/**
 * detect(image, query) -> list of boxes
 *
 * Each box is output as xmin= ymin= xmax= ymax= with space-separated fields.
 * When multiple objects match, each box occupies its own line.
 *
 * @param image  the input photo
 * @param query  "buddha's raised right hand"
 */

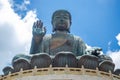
xmin=32 ymin=20 xmax=46 ymax=43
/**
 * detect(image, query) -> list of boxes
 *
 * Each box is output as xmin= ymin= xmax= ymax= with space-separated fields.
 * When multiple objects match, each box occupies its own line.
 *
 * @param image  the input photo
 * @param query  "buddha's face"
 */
xmin=52 ymin=11 xmax=71 ymax=32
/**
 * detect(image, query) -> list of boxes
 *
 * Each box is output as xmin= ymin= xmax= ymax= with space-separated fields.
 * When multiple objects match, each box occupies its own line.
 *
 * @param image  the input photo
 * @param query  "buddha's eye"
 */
xmin=55 ymin=16 xmax=60 ymax=19
xmin=63 ymin=16 xmax=69 ymax=19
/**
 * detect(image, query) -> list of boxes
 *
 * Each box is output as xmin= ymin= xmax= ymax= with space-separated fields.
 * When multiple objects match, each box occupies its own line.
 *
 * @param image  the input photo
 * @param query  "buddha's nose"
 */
xmin=60 ymin=19 xmax=64 ymax=22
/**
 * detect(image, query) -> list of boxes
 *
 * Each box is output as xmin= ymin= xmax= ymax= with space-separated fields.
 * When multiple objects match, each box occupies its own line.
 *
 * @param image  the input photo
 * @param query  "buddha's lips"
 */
xmin=57 ymin=23 xmax=67 ymax=27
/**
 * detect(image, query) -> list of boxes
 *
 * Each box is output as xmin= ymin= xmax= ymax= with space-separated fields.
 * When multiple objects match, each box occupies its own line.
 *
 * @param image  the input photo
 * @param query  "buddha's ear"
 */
xmin=51 ymin=20 xmax=54 ymax=32
xmin=70 ymin=21 xmax=72 ymax=26
xmin=51 ymin=20 xmax=53 ymax=25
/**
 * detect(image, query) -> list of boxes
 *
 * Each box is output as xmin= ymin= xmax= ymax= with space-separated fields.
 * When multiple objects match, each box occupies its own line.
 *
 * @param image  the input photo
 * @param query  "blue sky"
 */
xmin=0 ymin=0 xmax=120 ymax=74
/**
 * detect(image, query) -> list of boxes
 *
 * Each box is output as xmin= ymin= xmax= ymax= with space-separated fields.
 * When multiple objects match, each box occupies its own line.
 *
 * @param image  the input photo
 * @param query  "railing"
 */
xmin=0 ymin=65 xmax=120 ymax=80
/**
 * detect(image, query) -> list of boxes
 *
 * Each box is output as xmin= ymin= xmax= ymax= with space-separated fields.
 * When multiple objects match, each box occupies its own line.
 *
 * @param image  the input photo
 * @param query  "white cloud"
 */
xmin=107 ymin=50 xmax=120 ymax=69
xmin=86 ymin=44 xmax=92 ymax=49
xmin=0 ymin=0 xmax=37 ymax=47
xmin=116 ymin=33 xmax=120 ymax=46
xmin=24 ymin=0 xmax=30 ymax=5
xmin=0 ymin=0 xmax=37 ymax=74
xmin=106 ymin=33 xmax=120 ymax=70
xmin=10 ymin=0 xmax=30 ymax=11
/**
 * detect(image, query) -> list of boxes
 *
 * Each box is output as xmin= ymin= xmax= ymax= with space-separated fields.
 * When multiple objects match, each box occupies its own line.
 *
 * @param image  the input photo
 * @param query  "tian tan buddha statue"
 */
xmin=2 ymin=9 xmax=120 ymax=76
xmin=30 ymin=9 xmax=86 ymax=56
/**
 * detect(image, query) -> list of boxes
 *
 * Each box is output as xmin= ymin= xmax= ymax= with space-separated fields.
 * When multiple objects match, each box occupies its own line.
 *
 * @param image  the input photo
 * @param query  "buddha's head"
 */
xmin=51 ymin=10 xmax=72 ymax=33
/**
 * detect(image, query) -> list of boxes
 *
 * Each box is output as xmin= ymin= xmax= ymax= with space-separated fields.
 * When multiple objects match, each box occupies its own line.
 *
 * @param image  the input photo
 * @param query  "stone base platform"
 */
xmin=0 ymin=66 xmax=120 ymax=80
